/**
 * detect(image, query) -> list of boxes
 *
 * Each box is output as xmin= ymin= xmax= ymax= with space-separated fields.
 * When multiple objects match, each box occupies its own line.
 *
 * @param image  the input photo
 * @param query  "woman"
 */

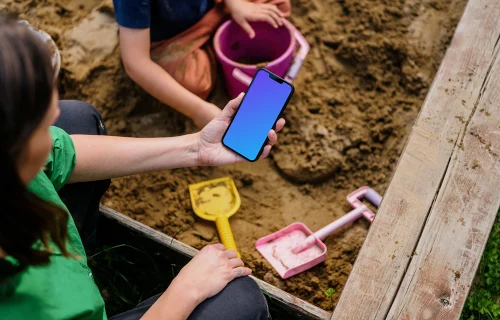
xmin=0 ymin=19 xmax=285 ymax=320
xmin=113 ymin=0 xmax=290 ymax=128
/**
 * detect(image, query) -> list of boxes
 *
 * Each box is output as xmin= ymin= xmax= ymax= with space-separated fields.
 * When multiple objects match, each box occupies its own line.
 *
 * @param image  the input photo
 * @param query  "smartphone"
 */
xmin=222 ymin=69 xmax=294 ymax=162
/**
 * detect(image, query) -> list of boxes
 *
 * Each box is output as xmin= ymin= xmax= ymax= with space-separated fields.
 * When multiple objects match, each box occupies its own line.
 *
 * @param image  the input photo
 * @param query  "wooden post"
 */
xmin=332 ymin=0 xmax=500 ymax=319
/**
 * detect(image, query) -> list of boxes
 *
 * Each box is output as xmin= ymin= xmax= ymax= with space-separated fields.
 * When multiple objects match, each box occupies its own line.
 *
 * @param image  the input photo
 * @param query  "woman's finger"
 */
xmin=275 ymin=118 xmax=286 ymax=133
xmin=233 ymin=267 xmax=252 ymax=279
xmin=267 ymin=130 xmax=278 ymax=146
xmin=224 ymin=250 xmax=238 ymax=259
xmin=220 ymin=92 xmax=244 ymax=121
xmin=229 ymin=258 xmax=245 ymax=269
xmin=212 ymin=243 xmax=226 ymax=251
xmin=259 ymin=144 xmax=272 ymax=159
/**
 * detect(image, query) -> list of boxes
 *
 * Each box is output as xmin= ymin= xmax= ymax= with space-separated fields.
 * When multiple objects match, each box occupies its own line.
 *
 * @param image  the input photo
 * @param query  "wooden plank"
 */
xmin=100 ymin=205 xmax=332 ymax=320
xmin=332 ymin=0 xmax=500 ymax=319
xmin=100 ymin=205 xmax=199 ymax=258
xmin=386 ymin=38 xmax=500 ymax=319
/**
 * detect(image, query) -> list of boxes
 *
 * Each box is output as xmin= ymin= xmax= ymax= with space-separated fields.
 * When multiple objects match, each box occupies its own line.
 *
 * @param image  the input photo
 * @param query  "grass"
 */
xmin=461 ymin=210 xmax=500 ymax=320
xmin=324 ymin=288 xmax=335 ymax=298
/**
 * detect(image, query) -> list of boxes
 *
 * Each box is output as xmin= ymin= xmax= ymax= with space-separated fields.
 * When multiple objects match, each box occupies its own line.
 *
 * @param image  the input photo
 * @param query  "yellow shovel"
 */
xmin=188 ymin=177 xmax=241 ymax=257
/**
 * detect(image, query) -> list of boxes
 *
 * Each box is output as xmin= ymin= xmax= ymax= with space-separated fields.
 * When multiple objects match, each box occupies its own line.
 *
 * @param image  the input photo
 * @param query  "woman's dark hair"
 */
xmin=0 ymin=18 xmax=71 ymax=281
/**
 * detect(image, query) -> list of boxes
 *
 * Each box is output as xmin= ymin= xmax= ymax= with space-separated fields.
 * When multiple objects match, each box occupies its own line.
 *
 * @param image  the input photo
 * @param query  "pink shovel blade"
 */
xmin=255 ymin=222 xmax=327 ymax=279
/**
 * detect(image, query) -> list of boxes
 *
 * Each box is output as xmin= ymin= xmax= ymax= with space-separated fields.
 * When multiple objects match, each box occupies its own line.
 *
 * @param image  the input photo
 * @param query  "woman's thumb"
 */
xmin=220 ymin=93 xmax=244 ymax=120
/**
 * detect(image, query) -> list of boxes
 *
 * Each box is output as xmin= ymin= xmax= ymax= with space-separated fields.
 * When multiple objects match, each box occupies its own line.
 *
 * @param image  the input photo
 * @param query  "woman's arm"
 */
xmin=141 ymin=244 xmax=251 ymax=320
xmin=118 ymin=26 xmax=220 ymax=128
xmin=140 ymin=279 xmax=200 ymax=320
xmin=68 ymin=134 xmax=199 ymax=183
xmin=67 ymin=94 xmax=285 ymax=184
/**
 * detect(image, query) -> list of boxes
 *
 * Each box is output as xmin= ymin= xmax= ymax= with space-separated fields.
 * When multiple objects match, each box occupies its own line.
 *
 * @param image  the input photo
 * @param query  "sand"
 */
xmin=1 ymin=0 xmax=467 ymax=310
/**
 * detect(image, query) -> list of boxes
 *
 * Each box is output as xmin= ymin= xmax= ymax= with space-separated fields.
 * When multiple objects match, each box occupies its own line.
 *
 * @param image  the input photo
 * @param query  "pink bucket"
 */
xmin=214 ymin=19 xmax=309 ymax=98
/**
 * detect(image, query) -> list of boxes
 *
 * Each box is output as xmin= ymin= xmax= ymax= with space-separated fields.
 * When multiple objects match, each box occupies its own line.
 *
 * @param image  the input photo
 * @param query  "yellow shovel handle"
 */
xmin=215 ymin=217 xmax=240 ymax=258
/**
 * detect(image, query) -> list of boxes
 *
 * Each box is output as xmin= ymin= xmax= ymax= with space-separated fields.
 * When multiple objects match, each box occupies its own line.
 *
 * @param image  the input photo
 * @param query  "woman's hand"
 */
xmin=142 ymin=244 xmax=250 ymax=319
xmin=225 ymin=0 xmax=284 ymax=38
xmin=173 ymin=244 xmax=251 ymax=302
xmin=195 ymin=93 xmax=285 ymax=166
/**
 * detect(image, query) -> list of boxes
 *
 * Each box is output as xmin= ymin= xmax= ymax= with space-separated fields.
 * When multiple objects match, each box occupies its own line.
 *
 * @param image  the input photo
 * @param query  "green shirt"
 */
xmin=0 ymin=127 xmax=107 ymax=320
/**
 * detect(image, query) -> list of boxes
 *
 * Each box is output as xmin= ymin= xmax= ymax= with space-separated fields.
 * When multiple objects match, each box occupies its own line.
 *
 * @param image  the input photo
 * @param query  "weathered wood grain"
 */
xmin=332 ymin=0 xmax=500 ymax=318
xmin=386 ymin=34 xmax=500 ymax=320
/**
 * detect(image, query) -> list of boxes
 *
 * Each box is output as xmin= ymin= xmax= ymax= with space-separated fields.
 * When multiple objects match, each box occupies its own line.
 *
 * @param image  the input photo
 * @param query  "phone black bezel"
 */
xmin=221 ymin=68 xmax=295 ymax=162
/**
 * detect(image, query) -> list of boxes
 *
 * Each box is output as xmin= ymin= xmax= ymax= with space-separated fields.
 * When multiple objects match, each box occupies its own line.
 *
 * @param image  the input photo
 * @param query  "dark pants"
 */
xmin=110 ymin=277 xmax=270 ymax=320
xmin=55 ymin=100 xmax=110 ymax=254
xmin=55 ymin=100 xmax=270 ymax=320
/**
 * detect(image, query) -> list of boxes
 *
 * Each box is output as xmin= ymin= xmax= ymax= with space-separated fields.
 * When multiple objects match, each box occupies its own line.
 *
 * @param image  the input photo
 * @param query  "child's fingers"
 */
xmin=257 ymin=13 xmax=279 ymax=28
xmin=238 ymin=19 xmax=255 ymax=38
xmin=265 ymin=4 xmax=285 ymax=17
xmin=257 ymin=14 xmax=277 ymax=28
xmin=262 ymin=7 xmax=283 ymax=26
xmin=267 ymin=10 xmax=283 ymax=26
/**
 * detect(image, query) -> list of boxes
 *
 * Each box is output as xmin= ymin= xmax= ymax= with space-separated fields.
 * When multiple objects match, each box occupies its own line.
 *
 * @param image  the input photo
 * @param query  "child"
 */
xmin=113 ymin=0 xmax=291 ymax=128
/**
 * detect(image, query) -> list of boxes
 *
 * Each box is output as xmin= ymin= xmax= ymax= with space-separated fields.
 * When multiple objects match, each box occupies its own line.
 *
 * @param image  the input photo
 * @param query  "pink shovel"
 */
xmin=255 ymin=186 xmax=382 ymax=279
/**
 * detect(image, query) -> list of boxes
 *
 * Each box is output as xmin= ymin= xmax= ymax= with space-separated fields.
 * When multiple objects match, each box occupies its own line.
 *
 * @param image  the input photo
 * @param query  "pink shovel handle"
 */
xmin=347 ymin=187 xmax=382 ymax=222
xmin=314 ymin=206 xmax=368 ymax=240
xmin=232 ymin=19 xmax=310 ymax=86
xmin=292 ymin=188 xmax=383 ymax=254
xmin=292 ymin=206 xmax=367 ymax=254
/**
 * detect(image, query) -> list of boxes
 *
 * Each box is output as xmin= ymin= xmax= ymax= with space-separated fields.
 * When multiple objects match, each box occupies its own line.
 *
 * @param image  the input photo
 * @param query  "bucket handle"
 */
xmin=284 ymin=19 xmax=309 ymax=82
xmin=231 ymin=19 xmax=310 ymax=86
xmin=232 ymin=68 xmax=252 ymax=86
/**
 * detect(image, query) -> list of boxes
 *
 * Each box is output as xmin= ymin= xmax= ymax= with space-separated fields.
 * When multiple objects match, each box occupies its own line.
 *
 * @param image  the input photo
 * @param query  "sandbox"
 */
xmin=1 ymin=0 xmax=467 ymax=312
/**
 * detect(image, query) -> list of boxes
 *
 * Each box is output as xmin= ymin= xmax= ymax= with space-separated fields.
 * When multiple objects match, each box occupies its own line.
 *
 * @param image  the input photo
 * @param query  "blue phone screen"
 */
xmin=223 ymin=70 xmax=293 ymax=161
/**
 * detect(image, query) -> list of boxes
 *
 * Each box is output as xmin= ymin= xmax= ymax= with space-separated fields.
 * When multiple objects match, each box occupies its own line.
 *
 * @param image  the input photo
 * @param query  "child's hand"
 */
xmin=226 ymin=0 xmax=284 ymax=38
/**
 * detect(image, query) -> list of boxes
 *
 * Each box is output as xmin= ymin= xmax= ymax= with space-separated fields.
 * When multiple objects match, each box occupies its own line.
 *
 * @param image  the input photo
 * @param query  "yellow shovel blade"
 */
xmin=189 ymin=177 xmax=241 ymax=256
